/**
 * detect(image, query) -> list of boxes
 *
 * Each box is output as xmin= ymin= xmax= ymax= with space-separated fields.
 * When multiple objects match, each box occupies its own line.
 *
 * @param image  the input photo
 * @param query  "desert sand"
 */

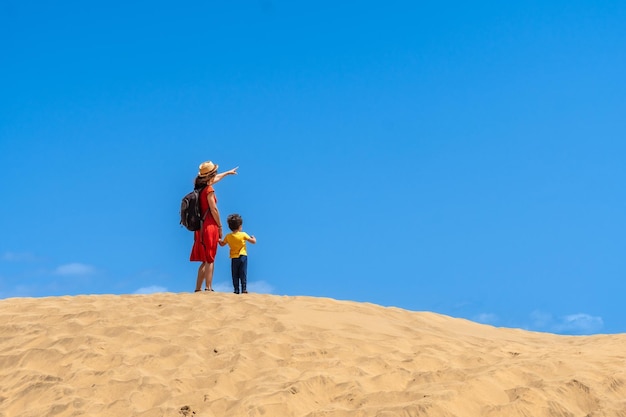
xmin=0 ymin=292 xmax=625 ymax=417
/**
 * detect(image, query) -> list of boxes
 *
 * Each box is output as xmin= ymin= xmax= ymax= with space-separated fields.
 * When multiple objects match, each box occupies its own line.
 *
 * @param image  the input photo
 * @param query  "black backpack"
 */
xmin=180 ymin=187 xmax=207 ymax=231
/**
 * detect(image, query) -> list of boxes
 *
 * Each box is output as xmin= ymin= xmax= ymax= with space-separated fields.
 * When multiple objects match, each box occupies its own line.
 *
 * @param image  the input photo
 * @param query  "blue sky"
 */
xmin=2 ymin=1 xmax=625 ymax=335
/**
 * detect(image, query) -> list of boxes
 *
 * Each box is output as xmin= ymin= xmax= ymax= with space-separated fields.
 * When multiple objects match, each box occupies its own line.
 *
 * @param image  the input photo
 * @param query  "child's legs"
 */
xmin=239 ymin=255 xmax=248 ymax=292
xmin=231 ymin=257 xmax=242 ymax=293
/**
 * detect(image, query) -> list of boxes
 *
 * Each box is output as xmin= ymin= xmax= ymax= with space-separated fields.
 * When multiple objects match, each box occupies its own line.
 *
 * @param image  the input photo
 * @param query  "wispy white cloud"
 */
xmin=529 ymin=310 xmax=554 ymax=329
xmin=529 ymin=310 xmax=603 ymax=335
xmin=473 ymin=313 xmax=498 ymax=325
xmin=1 ymin=251 xmax=38 ymax=262
xmin=54 ymin=263 xmax=96 ymax=276
xmin=553 ymin=313 xmax=604 ymax=335
xmin=134 ymin=285 xmax=168 ymax=294
xmin=0 ymin=285 xmax=30 ymax=299
xmin=248 ymin=280 xmax=275 ymax=294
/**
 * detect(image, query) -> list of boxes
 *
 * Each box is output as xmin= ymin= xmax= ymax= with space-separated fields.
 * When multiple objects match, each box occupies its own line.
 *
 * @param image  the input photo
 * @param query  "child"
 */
xmin=219 ymin=213 xmax=257 ymax=294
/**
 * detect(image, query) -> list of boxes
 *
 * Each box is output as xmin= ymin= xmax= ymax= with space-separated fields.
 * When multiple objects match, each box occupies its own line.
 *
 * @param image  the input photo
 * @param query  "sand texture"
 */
xmin=0 ymin=293 xmax=625 ymax=417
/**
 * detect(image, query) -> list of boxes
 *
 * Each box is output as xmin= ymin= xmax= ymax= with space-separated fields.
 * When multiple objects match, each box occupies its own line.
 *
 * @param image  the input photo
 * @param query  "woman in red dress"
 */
xmin=190 ymin=161 xmax=238 ymax=292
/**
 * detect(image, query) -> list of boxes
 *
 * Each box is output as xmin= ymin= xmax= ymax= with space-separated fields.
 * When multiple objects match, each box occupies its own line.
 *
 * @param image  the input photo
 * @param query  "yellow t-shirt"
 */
xmin=223 ymin=231 xmax=251 ymax=258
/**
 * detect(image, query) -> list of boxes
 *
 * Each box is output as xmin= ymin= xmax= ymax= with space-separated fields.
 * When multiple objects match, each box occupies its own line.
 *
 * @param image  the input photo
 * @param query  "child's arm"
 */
xmin=219 ymin=240 xmax=227 ymax=246
xmin=212 ymin=166 xmax=238 ymax=185
xmin=246 ymin=235 xmax=257 ymax=244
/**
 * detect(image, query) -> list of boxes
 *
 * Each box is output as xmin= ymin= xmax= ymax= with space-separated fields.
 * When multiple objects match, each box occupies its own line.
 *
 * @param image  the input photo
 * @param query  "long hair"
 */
xmin=194 ymin=172 xmax=216 ymax=190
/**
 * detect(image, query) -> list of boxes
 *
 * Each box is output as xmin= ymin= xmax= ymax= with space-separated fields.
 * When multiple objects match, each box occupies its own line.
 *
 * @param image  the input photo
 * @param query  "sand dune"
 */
xmin=0 ymin=293 xmax=625 ymax=417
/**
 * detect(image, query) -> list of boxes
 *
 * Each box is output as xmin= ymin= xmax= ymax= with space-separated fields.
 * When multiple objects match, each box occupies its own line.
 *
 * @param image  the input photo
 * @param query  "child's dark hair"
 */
xmin=227 ymin=213 xmax=243 ymax=232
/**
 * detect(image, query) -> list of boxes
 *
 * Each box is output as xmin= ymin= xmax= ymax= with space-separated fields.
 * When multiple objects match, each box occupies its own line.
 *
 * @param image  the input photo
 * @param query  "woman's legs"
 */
xmin=204 ymin=262 xmax=215 ymax=291
xmin=194 ymin=262 xmax=215 ymax=292
xmin=195 ymin=263 xmax=206 ymax=292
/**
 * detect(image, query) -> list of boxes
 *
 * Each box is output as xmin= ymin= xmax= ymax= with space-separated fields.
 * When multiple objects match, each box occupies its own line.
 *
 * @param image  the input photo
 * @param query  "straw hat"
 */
xmin=198 ymin=161 xmax=218 ymax=177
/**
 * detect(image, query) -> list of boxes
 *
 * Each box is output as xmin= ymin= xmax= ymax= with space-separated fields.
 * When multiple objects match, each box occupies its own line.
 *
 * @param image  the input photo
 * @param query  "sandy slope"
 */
xmin=0 ymin=293 xmax=625 ymax=417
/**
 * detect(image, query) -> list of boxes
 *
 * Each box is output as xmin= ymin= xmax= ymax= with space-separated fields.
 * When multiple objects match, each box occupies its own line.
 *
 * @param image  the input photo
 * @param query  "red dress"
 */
xmin=189 ymin=186 xmax=219 ymax=263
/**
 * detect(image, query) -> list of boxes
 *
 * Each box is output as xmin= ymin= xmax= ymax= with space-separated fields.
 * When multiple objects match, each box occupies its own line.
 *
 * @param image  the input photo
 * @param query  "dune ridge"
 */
xmin=1 ymin=293 xmax=625 ymax=417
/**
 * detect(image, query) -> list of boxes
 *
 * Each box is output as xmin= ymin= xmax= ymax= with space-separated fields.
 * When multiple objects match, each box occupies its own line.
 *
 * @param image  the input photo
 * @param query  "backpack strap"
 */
xmin=200 ymin=185 xmax=212 ymax=223
xmin=199 ymin=186 xmax=212 ymax=248
xmin=201 ymin=208 xmax=210 ymax=222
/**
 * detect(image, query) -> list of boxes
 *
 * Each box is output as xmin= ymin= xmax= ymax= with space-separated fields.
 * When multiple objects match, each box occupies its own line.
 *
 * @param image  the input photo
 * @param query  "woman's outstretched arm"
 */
xmin=212 ymin=166 xmax=238 ymax=184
